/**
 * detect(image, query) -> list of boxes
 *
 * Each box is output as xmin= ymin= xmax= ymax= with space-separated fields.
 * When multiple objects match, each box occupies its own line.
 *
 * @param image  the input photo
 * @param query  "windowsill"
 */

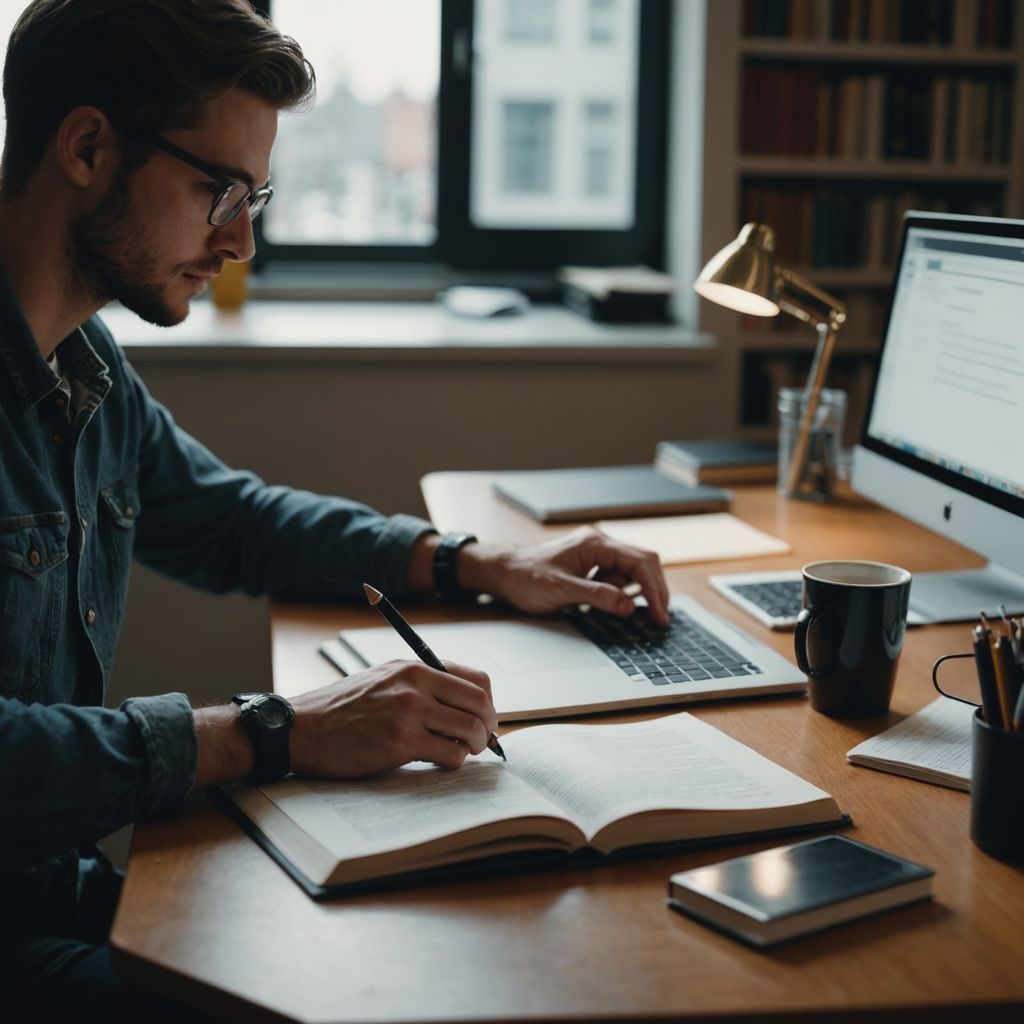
xmin=103 ymin=298 xmax=716 ymax=363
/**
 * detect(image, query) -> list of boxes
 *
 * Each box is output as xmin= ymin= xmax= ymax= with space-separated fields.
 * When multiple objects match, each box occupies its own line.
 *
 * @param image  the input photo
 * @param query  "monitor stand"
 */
xmin=908 ymin=563 xmax=1024 ymax=624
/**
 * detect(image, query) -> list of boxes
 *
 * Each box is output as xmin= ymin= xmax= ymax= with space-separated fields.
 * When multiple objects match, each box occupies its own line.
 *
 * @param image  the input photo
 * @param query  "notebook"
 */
xmin=338 ymin=595 xmax=806 ymax=722
xmin=846 ymin=697 xmax=973 ymax=791
xmin=667 ymin=834 xmax=934 ymax=948
xmin=492 ymin=465 xmax=731 ymax=523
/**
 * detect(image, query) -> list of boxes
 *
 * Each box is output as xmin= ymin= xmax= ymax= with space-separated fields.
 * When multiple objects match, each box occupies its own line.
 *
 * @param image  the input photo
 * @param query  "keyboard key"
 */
xmin=567 ymin=605 xmax=764 ymax=687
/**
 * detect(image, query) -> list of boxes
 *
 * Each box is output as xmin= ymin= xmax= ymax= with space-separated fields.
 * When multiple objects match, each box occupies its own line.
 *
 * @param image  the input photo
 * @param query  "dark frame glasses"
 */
xmin=118 ymin=127 xmax=273 ymax=227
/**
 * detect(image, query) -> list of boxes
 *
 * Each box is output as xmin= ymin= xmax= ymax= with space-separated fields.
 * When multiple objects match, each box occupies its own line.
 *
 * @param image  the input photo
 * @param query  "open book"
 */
xmin=217 ymin=713 xmax=847 ymax=897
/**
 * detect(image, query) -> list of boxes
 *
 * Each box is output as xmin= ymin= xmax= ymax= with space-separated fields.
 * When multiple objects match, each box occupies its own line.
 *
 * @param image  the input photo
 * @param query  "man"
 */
xmin=0 ymin=1 xmax=669 ymax=1019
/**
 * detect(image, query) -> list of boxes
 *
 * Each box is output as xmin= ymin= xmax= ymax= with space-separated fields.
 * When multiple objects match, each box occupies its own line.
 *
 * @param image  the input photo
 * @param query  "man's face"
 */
xmin=70 ymin=87 xmax=277 ymax=327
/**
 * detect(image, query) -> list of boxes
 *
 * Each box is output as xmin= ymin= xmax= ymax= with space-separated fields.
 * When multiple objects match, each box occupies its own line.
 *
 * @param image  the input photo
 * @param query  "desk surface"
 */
xmin=111 ymin=476 xmax=1024 ymax=1024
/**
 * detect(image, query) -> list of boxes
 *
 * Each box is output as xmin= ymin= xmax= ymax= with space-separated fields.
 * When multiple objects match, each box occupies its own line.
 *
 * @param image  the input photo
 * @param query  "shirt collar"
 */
xmin=0 ymin=262 xmax=110 ymax=412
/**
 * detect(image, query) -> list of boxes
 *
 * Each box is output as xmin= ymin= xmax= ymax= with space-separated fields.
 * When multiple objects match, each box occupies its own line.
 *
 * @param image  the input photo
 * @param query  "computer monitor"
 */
xmin=852 ymin=211 xmax=1024 ymax=623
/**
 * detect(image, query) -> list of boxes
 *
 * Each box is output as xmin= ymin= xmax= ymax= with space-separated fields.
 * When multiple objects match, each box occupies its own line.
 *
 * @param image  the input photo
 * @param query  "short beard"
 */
xmin=69 ymin=173 xmax=185 ymax=327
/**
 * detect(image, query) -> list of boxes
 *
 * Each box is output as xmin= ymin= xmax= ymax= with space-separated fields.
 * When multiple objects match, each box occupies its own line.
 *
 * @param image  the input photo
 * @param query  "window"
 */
xmin=254 ymin=0 xmax=669 ymax=275
xmin=583 ymin=101 xmax=614 ymax=196
xmin=503 ymin=0 xmax=557 ymax=42
xmin=260 ymin=0 xmax=440 ymax=248
xmin=502 ymin=101 xmax=555 ymax=194
xmin=587 ymin=0 xmax=617 ymax=43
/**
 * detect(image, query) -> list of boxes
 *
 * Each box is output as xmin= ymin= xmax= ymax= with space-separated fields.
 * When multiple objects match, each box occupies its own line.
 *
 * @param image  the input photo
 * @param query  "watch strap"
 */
xmin=232 ymin=693 xmax=294 ymax=783
xmin=432 ymin=532 xmax=478 ymax=599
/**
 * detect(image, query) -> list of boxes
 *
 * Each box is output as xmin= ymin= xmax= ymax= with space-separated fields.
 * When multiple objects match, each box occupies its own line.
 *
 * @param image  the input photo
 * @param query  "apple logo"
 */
xmin=943 ymin=501 xmax=953 ymax=522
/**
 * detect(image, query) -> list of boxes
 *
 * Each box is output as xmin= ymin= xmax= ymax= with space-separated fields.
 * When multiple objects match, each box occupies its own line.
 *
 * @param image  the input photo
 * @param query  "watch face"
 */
xmin=255 ymin=697 xmax=290 ymax=728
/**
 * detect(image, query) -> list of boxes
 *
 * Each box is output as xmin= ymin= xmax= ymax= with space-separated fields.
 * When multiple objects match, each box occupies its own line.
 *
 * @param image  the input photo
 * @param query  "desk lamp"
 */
xmin=694 ymin=223 xmax=847 ymax=498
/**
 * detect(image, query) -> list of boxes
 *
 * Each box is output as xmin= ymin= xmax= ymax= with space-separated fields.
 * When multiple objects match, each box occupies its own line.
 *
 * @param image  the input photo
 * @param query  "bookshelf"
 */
xmin=699 ymin=0 xmax=1024 ymax=443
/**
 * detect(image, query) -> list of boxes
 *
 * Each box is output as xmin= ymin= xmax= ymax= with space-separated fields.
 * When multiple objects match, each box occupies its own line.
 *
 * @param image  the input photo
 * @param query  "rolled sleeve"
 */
xmin=120 ymin=692 xmax=197 ymax=817
xmin=370 ymin=514 xmax=437 ymax=599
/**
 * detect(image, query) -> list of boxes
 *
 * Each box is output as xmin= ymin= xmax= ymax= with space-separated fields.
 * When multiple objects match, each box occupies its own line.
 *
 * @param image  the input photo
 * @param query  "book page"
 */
xmin=261 ymin=760 xmax=577 ymax=863
xmin=847 ymin=697 xmax=974 ymax=790
xmin=501 ymin=712 xmax=833 ymax=840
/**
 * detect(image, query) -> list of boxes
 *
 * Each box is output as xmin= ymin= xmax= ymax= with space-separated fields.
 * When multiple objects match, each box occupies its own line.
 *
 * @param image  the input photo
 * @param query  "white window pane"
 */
xmin=263 ymin=0 xmax=439 ymax=246
xmin=472 ymin=0 xmax=638 ymax=229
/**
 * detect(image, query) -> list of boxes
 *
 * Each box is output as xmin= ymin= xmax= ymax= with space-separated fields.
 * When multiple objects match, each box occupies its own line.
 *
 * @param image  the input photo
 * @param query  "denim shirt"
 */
xmin=0 ymin=277 xmax=433 ymax=941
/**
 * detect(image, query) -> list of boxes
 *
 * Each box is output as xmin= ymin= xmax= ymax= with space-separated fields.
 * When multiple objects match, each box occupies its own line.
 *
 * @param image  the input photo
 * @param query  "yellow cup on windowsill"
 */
xmin=209 ymin=259 xmax=250 ymax=311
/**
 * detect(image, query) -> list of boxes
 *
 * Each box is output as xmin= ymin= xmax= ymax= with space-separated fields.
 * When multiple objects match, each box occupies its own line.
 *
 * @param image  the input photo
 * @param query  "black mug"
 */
xmin=794 ymin=560 xmax=912 ymax=718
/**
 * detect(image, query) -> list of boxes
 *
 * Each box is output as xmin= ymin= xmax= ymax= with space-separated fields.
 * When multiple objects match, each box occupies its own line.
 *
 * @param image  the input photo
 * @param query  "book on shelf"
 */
xmin=742 ymin=0 xmax=1013 ymax=46
xmin=215 ymin=713 xmax=849 ymax=897
xmin=667 ymin=834 xmax=934 ymax=948
xmin=846 ymin=696 xmax=973 ymax=791
xmin=740 ymin=66 xmax=1012 ymax=165
xmin=654 ymin=438 xmax=778 ymax=486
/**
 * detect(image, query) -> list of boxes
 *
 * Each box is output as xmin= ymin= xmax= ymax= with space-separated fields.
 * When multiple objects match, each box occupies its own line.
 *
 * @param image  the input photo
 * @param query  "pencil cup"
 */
xmin=971 ymin=709 xmax=1024 ymax=862
xmin=777 ymin=387 xmax=846 ymax=501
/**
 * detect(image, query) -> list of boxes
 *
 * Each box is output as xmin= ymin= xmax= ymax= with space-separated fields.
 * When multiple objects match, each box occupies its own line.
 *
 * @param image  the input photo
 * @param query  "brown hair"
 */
xmin=1 ymin=0 xmax=315 ymax=195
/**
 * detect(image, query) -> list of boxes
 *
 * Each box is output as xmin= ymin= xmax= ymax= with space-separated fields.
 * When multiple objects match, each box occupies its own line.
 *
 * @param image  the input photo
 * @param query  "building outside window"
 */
xmin=502 ymin=101 xmax=555 ymax=194
xmin=503 ymin=0 xmax=558 ymax=42
xmin=583 ymin=100 xmax=615 ymax=196
xmin=587 ymin=0 xmax=617 ymax=43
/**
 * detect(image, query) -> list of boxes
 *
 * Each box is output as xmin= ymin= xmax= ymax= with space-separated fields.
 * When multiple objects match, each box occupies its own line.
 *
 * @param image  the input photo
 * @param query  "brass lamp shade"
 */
xmin=693 ymin=222 xmax=780 ymax=317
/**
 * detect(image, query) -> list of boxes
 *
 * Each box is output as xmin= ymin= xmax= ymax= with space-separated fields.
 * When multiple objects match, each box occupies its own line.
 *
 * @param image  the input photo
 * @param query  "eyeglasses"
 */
xmin=119 ymin=128 xmax=273 ymax=227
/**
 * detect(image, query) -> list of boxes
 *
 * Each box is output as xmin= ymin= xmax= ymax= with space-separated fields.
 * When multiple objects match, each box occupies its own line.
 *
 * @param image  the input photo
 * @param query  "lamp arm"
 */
xmin=776 ymin=268 xmax=847 ymax=331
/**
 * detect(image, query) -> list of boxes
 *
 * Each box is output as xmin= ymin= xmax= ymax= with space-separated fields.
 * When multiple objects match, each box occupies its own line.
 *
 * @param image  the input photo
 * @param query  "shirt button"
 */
xmin=80 ymin=516 xmax=89 ymax=529
xmin=86 ymin=609 xmax=97 ymax=625
xmin=52 ymin=433 xmax=63 ymax=445
xmin=29 ymin=549 xmax=41 ymax=566
xmin=55 ymin=397 xmax=66 ymax=409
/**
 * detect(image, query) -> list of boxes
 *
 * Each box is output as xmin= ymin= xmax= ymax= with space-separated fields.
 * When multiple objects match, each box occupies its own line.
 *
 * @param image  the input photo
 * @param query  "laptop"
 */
xmin=338 ymin=595 xmax=806 ymax=722
xmin=709 ymin=570 xmax=929 ymax=631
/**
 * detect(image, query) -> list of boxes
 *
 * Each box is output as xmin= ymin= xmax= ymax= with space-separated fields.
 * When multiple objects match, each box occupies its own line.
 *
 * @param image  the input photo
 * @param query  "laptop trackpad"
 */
xmin=340 ymin=619 xmax=607 ymax=676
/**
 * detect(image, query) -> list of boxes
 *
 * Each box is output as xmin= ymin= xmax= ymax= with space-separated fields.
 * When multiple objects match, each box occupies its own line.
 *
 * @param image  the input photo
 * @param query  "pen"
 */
xmin=973 ymin=624 xmax=1003 ymax=729
xmin=1013 ymin=676 xmax=1024 ymax=732
xmin=992 ymin=635 xmax=1019 ymax=730
xmin=362 ymin=583 xmax=506 ymax=761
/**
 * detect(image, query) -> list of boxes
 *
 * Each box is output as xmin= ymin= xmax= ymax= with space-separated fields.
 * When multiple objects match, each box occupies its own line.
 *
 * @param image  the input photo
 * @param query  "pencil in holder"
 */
xmin=971 ymin=709 xmax=1024 ymax=863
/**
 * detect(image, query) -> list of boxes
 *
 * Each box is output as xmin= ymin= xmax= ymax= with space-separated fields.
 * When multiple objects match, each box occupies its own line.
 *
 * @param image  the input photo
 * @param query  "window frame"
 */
xmin=252 ymin=0 xmax=670 ymax=275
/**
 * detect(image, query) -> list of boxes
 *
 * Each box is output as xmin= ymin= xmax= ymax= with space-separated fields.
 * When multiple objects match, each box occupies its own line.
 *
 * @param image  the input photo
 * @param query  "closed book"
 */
xmin=668 ymin=834 xmax=934 ymax=948
xmin=655 ymin=439 xmax=777 ymax=486
xmin=492 ymin=465 xmax=731 ymax=523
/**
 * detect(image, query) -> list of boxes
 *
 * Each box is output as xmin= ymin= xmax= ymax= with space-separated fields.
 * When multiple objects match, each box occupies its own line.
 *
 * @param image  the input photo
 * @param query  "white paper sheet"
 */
xmin=597 ymin=512 xmax=789 ymax=565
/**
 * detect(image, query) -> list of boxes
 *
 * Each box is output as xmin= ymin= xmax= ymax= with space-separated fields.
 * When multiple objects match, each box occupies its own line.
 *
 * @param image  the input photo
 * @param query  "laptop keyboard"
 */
xmin=566 ymin=606 xmax=764 ymax=686
xmin=730 ymin=580 xmax=803 ymax=620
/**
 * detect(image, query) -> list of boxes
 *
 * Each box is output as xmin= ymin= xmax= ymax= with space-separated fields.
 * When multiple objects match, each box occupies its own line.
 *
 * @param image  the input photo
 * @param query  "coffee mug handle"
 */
xmin=794 ymin=606 xmax=840 ymax=679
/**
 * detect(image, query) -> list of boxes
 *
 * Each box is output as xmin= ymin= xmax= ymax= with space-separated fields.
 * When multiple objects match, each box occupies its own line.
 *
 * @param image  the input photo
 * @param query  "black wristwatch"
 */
xmin=433 ymin=531 xmax=478 ymax=599
xmin=232 ymin=693 xmax=295 ymax=782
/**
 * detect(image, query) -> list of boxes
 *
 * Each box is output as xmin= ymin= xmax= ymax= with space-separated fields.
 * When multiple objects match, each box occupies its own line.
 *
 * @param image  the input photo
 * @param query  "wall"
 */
xmin=107 ymin=343 xmax=728 ymax=712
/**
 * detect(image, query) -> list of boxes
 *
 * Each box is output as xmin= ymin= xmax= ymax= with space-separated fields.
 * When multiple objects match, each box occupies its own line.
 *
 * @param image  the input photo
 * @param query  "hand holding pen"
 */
xmin=363 ymin=583 xmax=507 ymax=761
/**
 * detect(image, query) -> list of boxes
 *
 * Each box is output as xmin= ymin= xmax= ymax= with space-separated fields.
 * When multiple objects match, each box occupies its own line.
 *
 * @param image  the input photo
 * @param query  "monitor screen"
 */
xmin=854 ymin=212 xmax=1024 ymax=621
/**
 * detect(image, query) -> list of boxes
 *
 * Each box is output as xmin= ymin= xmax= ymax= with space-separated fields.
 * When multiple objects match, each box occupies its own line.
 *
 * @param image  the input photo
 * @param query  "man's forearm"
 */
xmin=190 ymin=704 xmax=254 ymax=794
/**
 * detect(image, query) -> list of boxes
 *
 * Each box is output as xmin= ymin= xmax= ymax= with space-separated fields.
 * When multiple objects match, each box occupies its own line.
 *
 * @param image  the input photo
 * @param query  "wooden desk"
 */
xmin=111 ymin=477 xmax=1024 ymax=1023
